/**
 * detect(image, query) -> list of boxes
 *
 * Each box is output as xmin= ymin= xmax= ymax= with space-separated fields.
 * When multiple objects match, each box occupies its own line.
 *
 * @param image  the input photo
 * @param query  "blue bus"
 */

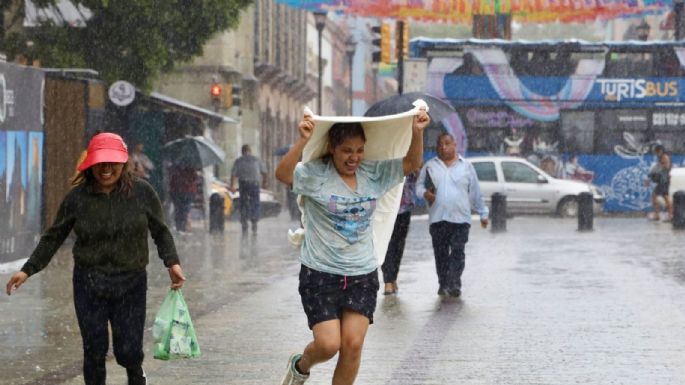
xmin=410 ymin=38 xmax=685 ymax=212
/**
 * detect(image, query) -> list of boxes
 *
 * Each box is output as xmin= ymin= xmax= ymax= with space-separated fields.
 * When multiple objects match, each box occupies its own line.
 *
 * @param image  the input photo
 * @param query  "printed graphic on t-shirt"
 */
xmin=327 ymin=195 xmax=376 ymax=243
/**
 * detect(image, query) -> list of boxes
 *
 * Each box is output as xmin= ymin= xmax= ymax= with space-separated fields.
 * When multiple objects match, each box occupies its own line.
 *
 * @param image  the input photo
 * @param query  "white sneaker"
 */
xmin=279 ymin=353 xmax=309 ymax=385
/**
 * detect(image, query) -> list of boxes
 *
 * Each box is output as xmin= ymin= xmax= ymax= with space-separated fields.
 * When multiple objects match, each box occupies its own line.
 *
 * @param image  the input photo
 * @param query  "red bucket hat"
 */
xmin=77 ymin=133 xmax=129 ymax=171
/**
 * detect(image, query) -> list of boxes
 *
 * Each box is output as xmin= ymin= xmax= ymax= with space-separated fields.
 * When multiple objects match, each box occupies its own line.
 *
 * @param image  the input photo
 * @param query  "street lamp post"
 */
xmin=314 ymin=12 xmax=327 ymax=114
xmin=675 ymin=0 xmax=684 ymax=40
xmin=371 ymin=62 xmax=378 ymax=102
xmin=345 ymin=36 xmax=356 ymax=115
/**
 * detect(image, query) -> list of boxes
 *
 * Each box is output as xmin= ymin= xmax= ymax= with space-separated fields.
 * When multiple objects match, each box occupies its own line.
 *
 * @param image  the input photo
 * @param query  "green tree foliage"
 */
xmin=1 ymin=0 xmax=252 ymax=89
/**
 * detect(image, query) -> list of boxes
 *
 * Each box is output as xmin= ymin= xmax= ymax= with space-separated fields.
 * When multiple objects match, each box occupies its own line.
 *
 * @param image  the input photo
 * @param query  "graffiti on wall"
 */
xmin=592 ymin=133 xmax=673 ymax=212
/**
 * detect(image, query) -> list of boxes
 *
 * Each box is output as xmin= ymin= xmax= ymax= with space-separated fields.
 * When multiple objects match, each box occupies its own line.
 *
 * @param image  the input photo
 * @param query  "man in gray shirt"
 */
xmin=231 ymin=144 xmax=267 ymax=234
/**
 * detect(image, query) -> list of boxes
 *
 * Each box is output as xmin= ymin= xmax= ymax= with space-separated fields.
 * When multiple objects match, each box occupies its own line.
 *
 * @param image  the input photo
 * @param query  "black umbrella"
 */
xmin=162 ymin=136 xmax=225 ymax=168
xmin=365 ymin=92 xmax=468 ymax=154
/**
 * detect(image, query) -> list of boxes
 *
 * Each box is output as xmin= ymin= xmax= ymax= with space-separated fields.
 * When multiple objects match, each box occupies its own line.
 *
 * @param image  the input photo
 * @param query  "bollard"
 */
xmin=490 ymin=193 xmax=507 ymax=233
xmin=577 ymin=192 xmax=593 ymax=232
xmin=673 ymin=190 xmax=685 ymax=229
xmin=209 ymin=193 xmax=225 ymax=233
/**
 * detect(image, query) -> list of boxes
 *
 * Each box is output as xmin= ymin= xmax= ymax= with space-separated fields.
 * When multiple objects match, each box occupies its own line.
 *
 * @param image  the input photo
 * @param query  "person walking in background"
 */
xmin=274 ymin=108 xmax=429 ymax=385
xmin=169 ymin=166 xmax=198 ymax=233
xmin=381 ymin=170 xmax=418 ymax=295
xmin=5 ymin=132 xmax=186 ymax=385
xmin=230 ymin=144 xmax=267 ymax=235
xmin=130 ymin=142 xmax=155 ymax=180
xmin=647 ymin=144 xmax=673 ymax=221
xmin=416 ymin=133 xmax=489 ymax=298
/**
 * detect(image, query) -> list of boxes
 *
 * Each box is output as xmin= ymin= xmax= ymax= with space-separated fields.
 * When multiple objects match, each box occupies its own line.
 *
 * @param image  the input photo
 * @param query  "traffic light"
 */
xmin=226 ymin=83 xmax=241 ymax=108
xmin=396 ymin=21 xmax=409 ymax=60
xmin=210 ymin=83 xmax=222 ymax=111
xmin=371 ymin=25 xmax=382 ymax=63
xmin=231 ymin=84 xmax=241 ymax=107
xmin=210 ymin=83 xmax=222 ymax=99
xmin=371 ymin=23 xmax=391 ymax=64
xmin=380 ymin=23 xmax=391 ymax=63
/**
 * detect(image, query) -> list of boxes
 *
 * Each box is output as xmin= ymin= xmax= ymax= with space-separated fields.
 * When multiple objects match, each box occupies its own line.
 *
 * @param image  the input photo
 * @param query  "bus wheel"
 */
xmin=558 ymin=197 xmax=578 ymax=218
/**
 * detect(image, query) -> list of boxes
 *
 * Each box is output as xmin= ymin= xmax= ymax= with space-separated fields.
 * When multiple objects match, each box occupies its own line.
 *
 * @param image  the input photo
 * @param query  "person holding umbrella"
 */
xmin=162 ymin=135 xmax=225 ymax=233
xmin=380 ymin=170 xmax=418 ymax=295
xmin=275 ymin=105 xmax=430 ymax=385
xmin=5 ymin=132 xmax=186 ymax=385
xmin=169 ymin=166 xmax=199 ymax=233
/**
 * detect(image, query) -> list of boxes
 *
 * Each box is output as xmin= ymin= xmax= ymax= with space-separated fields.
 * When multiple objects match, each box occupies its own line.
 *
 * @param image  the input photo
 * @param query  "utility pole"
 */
xmin=314 ymin=12 xmax=327 ymax=114
xmin=676 ymin=0 xmax=684 ymax=40
xmin=397 ymin=20 xmax=404 ymax=95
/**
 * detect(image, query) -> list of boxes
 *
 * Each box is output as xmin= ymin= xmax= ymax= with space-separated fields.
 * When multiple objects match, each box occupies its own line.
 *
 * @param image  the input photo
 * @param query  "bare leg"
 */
xmin=652 ymin=192 xmax=660 ymax=219
xmin=297 ymin=319 xmax=341 ymax=374
xmin=666 ymin=196 xmax=674 ymax=219
xmin=332 ymin=309 xmax=370 ymax=385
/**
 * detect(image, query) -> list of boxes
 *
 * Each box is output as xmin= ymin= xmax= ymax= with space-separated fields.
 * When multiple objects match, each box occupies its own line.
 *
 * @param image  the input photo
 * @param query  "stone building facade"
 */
xmin=154 ymin=0 xmax=359 ymax=207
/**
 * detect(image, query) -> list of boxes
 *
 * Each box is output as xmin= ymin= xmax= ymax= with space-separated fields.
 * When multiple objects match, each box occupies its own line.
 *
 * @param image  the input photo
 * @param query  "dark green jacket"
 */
xmin=22 ymin=178 xmax=180 ymax=276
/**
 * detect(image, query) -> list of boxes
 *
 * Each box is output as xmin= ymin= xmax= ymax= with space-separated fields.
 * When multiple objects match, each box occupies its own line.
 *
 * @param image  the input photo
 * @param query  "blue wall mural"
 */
xmin=0 ymin=63 xmax=45 ymax=263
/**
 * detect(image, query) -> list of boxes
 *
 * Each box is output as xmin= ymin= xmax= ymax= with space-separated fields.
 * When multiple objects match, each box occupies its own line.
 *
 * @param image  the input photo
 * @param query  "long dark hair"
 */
xmin=71 ymin=162 xmax=135 ymax=196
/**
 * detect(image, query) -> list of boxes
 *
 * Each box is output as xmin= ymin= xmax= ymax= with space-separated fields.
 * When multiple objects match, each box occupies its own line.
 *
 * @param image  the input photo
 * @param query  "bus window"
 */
xmin=605 ymin=52 xmax=653 ymax=77
xmin=655 ymin=48 xmax=682 ymax=76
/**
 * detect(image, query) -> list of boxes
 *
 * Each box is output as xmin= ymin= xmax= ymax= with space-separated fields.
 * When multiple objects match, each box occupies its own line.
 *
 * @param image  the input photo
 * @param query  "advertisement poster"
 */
xmin=0 ymin=63 xmax=44 ymax=263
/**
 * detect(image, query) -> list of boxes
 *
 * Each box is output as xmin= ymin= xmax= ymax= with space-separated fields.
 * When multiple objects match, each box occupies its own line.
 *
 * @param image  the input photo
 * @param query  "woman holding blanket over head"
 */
xmin=275 ymin=106 xmax=429 ymax=385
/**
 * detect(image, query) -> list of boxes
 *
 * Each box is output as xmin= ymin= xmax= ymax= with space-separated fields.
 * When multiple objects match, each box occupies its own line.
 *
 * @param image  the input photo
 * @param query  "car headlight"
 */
xmin=589 ymin=185 xmax=604 ymax=199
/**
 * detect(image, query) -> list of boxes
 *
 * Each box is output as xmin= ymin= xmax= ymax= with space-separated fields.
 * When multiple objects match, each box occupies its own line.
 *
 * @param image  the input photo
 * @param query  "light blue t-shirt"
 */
xmin=293 ymin=158 xmax=404 ymax=276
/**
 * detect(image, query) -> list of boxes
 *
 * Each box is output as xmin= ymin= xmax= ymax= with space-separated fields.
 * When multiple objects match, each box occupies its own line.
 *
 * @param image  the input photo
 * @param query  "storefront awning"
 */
xmin=24 ymin=0 xmax=92 ymax=28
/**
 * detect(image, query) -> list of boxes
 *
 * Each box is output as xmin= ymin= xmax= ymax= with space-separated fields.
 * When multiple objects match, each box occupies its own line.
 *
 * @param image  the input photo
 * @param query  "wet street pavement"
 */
xmin=2 ymin=214 xmax=685 ymax=385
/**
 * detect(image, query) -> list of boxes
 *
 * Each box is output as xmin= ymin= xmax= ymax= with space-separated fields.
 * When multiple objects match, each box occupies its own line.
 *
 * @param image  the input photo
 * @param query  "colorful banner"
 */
xmin=275 ymin=0 xmax=673 ymax=23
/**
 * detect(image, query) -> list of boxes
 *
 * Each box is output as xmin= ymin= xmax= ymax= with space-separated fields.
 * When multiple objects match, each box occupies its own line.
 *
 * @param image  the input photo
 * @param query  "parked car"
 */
xmin=669 ymin=167 xmax=685 ymax=197
xmin=209 ymin=178 xmax=234 ymax=217
xmin=209 ymin=178 xmax=281 ymax=220
xmin=227 ymin=188 xmax=282 ymax=220
xmin=469 ymin=156 xmax=605 ymax=217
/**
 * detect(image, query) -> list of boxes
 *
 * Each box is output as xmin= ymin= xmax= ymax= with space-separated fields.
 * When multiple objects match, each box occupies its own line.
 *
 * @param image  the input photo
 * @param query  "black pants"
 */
xmin=381 ymin=211 xmax=412 ymax=283
xmin=238 ymin=180 xmax=260 ymax=230
xmin=428 ymin=221 xmax=470 ymax=291
xmin=172 ymin=193 xmax=193 ymax=231
xmin=73 ymin=268 xmax=148 ymax=385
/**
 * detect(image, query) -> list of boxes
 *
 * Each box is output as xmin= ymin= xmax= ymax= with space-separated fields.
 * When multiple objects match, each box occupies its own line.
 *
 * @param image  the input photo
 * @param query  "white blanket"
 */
xmin=291 ymin=100 xmax=427 ymax=264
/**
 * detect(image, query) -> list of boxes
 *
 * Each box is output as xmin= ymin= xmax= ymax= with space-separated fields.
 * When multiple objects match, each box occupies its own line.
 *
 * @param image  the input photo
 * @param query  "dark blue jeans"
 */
xmin=429 ymin=221 xmax=470 ymax=291
xmin=238 ymin=180 xmax=260 ymax=230
xmin=73 ymin=268 xmax=147 ymax=385
xmin=381 ymin=211 xmax=412 ymax=283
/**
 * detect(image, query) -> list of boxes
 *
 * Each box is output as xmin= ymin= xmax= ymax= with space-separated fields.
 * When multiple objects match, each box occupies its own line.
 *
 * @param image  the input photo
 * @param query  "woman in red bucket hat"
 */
xmin=5 ymin=132 xmax=186 ymax=385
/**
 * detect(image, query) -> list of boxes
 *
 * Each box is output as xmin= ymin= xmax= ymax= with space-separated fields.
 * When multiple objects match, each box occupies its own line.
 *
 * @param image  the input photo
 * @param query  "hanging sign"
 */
xmin=108 ymin=80 xmax=135 ymax=107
